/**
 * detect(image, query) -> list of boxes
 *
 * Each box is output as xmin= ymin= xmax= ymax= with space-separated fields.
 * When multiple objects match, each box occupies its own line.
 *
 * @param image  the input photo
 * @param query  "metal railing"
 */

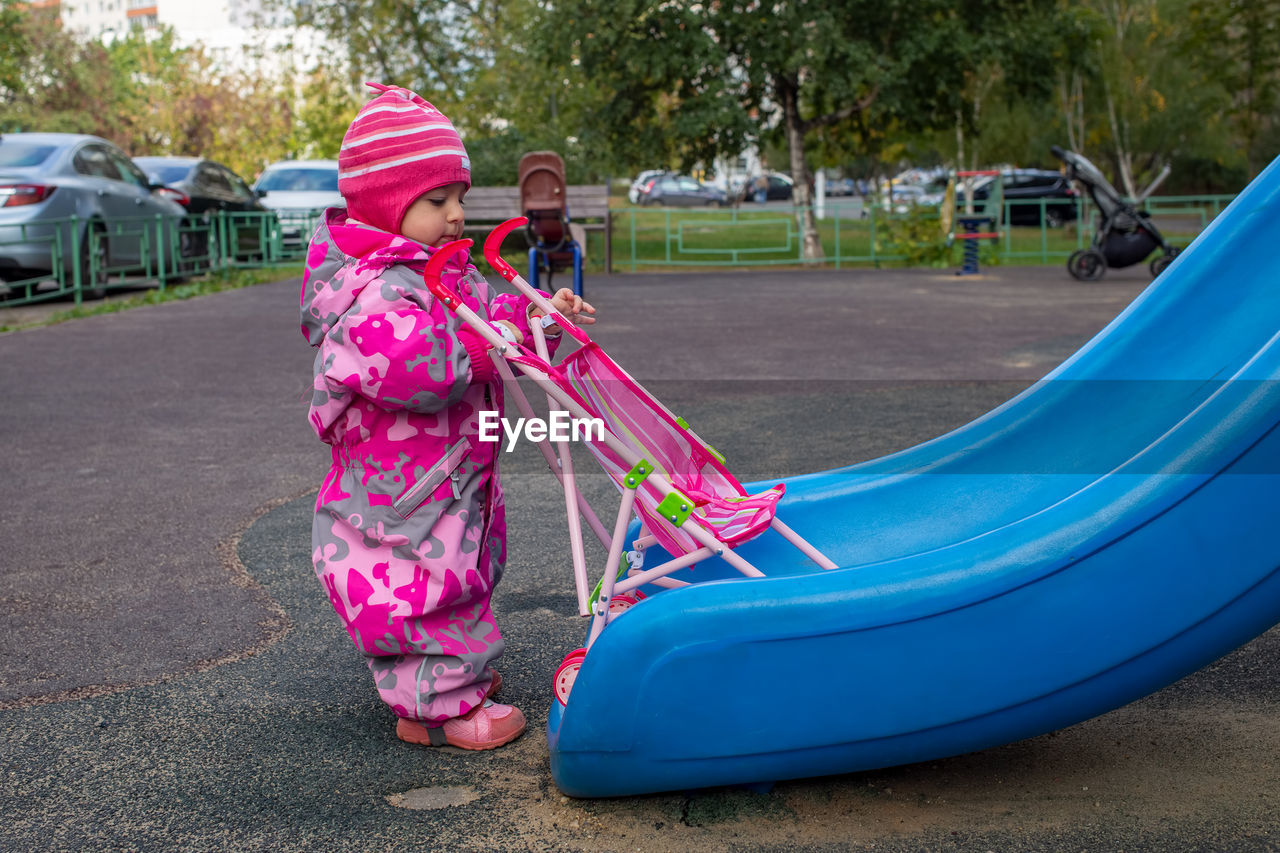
xmin=0 ymin=209 xmax=321 ymax=307
xmin=612 ymin=193 xmax=1231 ymax=271
xmin=2 ymin=195 xmax=1235 ymax=307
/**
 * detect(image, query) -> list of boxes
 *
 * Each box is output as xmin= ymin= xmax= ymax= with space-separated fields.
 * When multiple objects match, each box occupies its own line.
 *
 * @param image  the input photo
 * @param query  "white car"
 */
xmin=253 ymin=159 xmax=342 ymax=213
xmin=252 ymin=159 xmax=341 ymax=246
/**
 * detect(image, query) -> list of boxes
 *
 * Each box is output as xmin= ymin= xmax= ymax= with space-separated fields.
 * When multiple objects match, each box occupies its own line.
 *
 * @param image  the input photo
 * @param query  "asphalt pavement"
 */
xmin=2 ymin=262 xmax=1277 ymax=851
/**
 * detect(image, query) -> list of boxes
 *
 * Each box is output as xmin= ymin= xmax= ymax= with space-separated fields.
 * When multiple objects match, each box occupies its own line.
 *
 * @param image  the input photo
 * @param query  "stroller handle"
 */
xmin=483 ymin=216 xmax=528 ymax=283
xmin=480 ymin=216 xmax=574 ymax=336
xmin=422 ymin=238 xmax=474 ymax=310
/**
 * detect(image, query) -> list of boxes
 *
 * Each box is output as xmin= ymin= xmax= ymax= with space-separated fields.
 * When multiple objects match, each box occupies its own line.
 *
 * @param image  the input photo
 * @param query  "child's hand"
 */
xmin=540 ymin=288 xmax=597 ymax=331
xmin=493 ymin=320 xmax=524 ymax=345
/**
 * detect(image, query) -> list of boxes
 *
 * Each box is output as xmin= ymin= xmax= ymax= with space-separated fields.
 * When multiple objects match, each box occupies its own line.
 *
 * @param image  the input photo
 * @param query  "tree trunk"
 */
xmin=1102 ymin=78 xmax=1137 ymax=198
xmin=778 ymin=77 xmax=823 ymax=262
xmin=955 ymin=108 xmax=975 ymax=215
xmin=1057 ymin=69 xmax=1085 ymax=152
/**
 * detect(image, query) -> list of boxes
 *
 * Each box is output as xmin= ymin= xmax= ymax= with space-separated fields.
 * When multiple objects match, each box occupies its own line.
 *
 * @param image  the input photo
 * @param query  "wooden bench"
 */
xmin=462 ymin=185 xmax=613 ymax=273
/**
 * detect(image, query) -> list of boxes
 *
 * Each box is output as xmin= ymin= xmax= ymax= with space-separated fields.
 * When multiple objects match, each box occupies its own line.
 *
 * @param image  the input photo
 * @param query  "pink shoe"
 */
xmin=397 ymin=700 xmax=526 ymax=750
xmin=485 ymin=669 xmax=501 ymax=698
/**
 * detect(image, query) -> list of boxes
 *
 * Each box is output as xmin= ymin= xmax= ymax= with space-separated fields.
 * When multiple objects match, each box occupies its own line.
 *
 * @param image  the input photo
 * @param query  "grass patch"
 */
xmin=0 ymin=264 xmax=305 ymax=333
xmin=609 ymin=204 xmax=1204 ymax=271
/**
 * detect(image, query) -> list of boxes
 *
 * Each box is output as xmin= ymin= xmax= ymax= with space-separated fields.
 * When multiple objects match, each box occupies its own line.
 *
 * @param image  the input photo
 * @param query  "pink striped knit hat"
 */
xmin=338 ymin=83 xmax=471 ymax=234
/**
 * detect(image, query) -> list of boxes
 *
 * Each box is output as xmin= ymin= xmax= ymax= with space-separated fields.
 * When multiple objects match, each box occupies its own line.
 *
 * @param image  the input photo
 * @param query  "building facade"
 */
xmin=46 ymin=0 xmax=264 ymax=53
xmin=37 ymin=0 xmax=325 ymax=71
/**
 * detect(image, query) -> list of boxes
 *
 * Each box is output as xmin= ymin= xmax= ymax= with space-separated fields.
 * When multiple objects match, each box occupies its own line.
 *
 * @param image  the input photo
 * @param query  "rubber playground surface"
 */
xmin=2 ymin=264 xmax=1278 ymax=851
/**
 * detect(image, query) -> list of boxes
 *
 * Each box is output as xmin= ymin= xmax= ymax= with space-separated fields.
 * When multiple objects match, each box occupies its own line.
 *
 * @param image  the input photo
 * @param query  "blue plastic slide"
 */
xmin=547 ymin=156 xmax=1280 ymax=798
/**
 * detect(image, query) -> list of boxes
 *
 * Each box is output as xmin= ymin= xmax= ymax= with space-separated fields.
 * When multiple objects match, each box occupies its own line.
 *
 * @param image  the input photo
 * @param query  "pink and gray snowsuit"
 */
xmin=299 ymin=208 xmax=555 ymax=723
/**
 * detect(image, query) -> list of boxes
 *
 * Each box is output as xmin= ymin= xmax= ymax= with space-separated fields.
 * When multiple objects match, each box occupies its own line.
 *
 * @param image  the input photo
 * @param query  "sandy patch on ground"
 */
xmin=463 ymin=703 xmax=1277 ymax=851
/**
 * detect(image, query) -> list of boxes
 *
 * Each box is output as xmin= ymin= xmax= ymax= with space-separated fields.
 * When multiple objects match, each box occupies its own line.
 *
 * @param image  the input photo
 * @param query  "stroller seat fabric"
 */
xmin=511 ymin=330 xmax=786 ymax=557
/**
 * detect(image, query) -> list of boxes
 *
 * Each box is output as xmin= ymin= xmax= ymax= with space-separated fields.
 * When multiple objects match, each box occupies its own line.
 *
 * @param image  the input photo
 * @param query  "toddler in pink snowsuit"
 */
xmin=300 ymin=83 xmax=594 ymax=750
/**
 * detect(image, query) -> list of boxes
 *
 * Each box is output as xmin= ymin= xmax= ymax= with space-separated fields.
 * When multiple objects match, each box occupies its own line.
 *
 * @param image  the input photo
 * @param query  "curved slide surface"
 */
xmin=548 ymin=157 xmax=1280 ymax=798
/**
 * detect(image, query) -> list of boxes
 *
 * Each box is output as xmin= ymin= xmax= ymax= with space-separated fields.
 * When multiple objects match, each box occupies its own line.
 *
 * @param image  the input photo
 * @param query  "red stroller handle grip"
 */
xmin=484 ymin=216 xmax=528 ymax=282
xmin=422 ymin=238 xmax=473 ymax=310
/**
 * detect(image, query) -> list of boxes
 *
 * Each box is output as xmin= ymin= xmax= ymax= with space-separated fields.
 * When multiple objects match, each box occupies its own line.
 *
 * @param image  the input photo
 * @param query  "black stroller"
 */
xmin=1051 ymin=145 xmax=1180 ymax=281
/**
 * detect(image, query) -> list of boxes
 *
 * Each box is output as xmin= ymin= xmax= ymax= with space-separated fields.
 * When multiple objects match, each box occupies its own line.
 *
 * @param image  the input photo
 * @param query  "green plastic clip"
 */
xmin=675 ymin=416 xmax=690 ymax=430
xmin=623 ymin=459 xmax=652 ymax=490
xmin=590 ymin=551 xmax=630 ymax=603
xmin=656 ymin=491 xmax=694 ymax=527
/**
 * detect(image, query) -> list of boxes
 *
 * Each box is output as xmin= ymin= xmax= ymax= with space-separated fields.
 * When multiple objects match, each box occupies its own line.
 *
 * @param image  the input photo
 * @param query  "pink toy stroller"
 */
xmin=423 ymin=218 xmax=838 ymax=704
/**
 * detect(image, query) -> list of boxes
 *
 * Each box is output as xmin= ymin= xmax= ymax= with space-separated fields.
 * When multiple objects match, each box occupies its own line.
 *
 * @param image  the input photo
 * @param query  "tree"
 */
xmin=0 ymin=5 xmax=298 ymax=177
xmin=1048 ymin=0 xmax=1245 ymax=196
xmin=105 ymin=27 xmax=298 ymax=177
xmin=270 ymin=0 xmax=495 ymax=122
xmin=0 ymin=0 xmax=26 ymax=104
xmin=1086 ymin=0 xmax=1170 ymax=196
xmin=287 ymin=67 xmax=362 ymax=163
xmin=0 ymin=2 xmax=121 ymax=136
xmin=551 ymin=0 xmax=1060 ymax=260
xmin=260 ymin=0 xmax=612 ymax=183
xmin=1183 ymin=0 xmax=1280 ymax=178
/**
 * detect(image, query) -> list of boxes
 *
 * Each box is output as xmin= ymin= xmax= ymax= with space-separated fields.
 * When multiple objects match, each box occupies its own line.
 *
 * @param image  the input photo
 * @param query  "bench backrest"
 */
xmin=464 ymin=185 xmax=610 ymax=223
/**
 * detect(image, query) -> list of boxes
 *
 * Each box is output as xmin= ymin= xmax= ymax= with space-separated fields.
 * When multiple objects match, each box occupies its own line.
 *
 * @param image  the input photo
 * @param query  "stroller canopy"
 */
xmin=1052 ymin=145 xmax=1126 ymax=219
xmin=518 ymin=151 xmax=568 ymax=215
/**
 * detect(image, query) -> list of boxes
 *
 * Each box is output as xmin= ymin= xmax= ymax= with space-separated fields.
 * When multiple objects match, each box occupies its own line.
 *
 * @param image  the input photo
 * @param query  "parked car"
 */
xmin=926 ymin=169 xmax=1079 ymax=227
xmin=742 ymin=173 xmax=794 ymax=202
xmin=916 ymin=174 xmax=956 ymax=206
xmin=253 ymin=159 xmax=341 ymax=211
xmin=0 ymin=132 xmax=189 ymax=297
xmin=884 ymin=182 xmax=929 ymax=213
xmin=990 ymin=169 xmax=1079 ymax=226
xmin=252 ymin=159 xmax=342 ymax=246
xmin=134 ymin=156 xmax=268 ymax=260
xmin=628 ymin=169 xmax=670 ymax=204
xmin=824 ymin=176 xmax=856 ymax=196
xmin=636 ymin=174 xmax=728 ymax=207
xmin=134 ymin=156 xmax=265 ymax=216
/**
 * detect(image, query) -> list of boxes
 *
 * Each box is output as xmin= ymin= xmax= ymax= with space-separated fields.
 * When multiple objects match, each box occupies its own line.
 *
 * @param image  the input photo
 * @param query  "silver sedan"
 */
xmin=0 ymin=132 xmax=187 ymax=297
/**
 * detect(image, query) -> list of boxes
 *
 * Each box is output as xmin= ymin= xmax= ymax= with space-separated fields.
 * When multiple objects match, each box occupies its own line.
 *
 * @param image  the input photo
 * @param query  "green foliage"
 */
xmin=0 ymin=3 xmax=119 ymax=136
xmin=0 ymin=5 xmax=299 ymax=177
xmin=280 ymin=0 xmax=488 ymax=112
xmin=103 ymin=27 xmax=300 ymax=176
xmin=874 ymin=207 xmax=954 ymax=268
xmin=1 ymin=0 xmax=1274 ymax=203
xmin=1181 ymin=0 xmax=1280 ymax=177
xmin=545 ymin=0 xmax=1045 ymax=174
xmin=290 ymin=70 xmax=362 ymax=161
xmin=265 ymin=0 xmax=617 ymax=181
xmin=0 ymin=0 xmax=26 ymax=100
xmin=538 ymin=1 xmax=755 ymax=175
xmin=543 ymin=0 xmax=1067 ymax=262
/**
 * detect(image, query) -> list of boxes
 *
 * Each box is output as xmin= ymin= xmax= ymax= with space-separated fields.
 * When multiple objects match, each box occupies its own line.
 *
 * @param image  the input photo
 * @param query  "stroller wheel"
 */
xmin=553 ymin=647 xmax=588 ymax=705
xmin=608 ymin=594 xmax=638 ymax=615
xmin=1149 ymin=247 xmax=1181 ymax=278
xmin=1068 ymin=248 xmax=1107 ymax=282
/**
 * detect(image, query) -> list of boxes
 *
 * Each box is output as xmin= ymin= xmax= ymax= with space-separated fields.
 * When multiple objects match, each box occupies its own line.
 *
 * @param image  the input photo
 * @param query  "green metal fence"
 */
xmin=2 ymin=194 xmax=1237 ymax=306
xmin=0 ymin=209 xmax=321 ymax=307
xmin=613 ymin=193 xmax=1232 ymax=271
